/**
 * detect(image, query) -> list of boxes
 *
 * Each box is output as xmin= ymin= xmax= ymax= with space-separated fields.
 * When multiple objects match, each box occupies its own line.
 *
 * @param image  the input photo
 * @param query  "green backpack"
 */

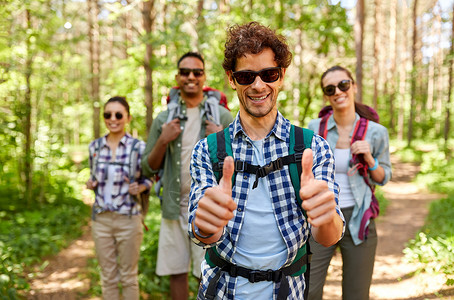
xmin=203 ymin=125 xmax=314 ymax=300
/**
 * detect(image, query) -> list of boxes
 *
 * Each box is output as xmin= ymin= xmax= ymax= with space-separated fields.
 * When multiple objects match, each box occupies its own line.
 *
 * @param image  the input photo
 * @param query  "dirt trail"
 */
xmin=26 ymin=155 xmax=452 ymax=299
xmin=27 ymin=226 xmax=96 ymax=300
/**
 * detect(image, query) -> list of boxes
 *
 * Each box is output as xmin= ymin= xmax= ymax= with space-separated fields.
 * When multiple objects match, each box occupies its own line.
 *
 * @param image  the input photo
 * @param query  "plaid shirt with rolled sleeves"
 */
xmin=89 ymin=133 xmax=152 ymax=216
xmin=189 ymin=112 xmax=345 ymax=300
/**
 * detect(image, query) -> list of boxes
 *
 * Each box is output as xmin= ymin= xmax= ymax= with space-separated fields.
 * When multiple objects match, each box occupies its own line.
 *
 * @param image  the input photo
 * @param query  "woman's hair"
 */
xmin=321 ymin=66 xmax=379 ymax=123
xmin=222 ymin=22 xmax=292 ymax=72
xmin=320 ymin=65 xmax=355 ymax=88
xmin=104 ymin=96 xmax=130 ymax=116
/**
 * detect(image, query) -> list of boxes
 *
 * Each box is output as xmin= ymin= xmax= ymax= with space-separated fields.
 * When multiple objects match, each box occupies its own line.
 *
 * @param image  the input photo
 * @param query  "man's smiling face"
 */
xmin=228 ymin=47 xmax=285 ymax=119
xmin=176 ymin=56 xmax=206 ymax=98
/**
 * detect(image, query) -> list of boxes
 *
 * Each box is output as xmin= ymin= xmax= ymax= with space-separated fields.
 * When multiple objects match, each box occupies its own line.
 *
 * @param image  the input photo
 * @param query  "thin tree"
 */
xmin=445 ymin=2 xmax=454 ymax=158
xmin=426 ymin=7 xmax=441 ymax=112
xmin=142 ymin=0 xmax=155 ymax=132
xmin=397 ymin=0 xmax=409 ymax=141
xmin=407 ymin=0 xmax=418 ymax=147
xmin=24 ymin=8 xmax=33 ymax=204
xmin=372 ymin=0 xmax=381 ymax=110
xmin=386 ymin=0 xmax=398 ymax=133
xmin=355 ymin=0 xmax=365 ymax=103
xmin=196 ymin=0 xmax=205 ymax=50
xmin=88 ymin=0 xmax=101 ymax=139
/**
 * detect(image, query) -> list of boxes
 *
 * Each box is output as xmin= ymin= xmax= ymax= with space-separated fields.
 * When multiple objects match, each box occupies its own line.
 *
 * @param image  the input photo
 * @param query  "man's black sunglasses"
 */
xmin=103 ymin=112 xmax=123 ymax=120
xmin=232 ymin=67 xmax=281 ymax=85
xmin=322 ymin=80 xmax=351 ymax=96
xmin=179 ymin=68 xmax=204 ymax=77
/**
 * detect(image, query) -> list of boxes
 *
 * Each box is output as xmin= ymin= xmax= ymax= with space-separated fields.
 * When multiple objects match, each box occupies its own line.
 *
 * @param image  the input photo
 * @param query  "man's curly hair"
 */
xmin=222 ymin=22 xmax=292 ymax=72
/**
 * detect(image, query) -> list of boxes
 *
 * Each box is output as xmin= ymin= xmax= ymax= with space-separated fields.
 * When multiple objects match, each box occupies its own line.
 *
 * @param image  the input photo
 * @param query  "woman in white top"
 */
xmin=307 ymin=66 xmax=392 ymax=300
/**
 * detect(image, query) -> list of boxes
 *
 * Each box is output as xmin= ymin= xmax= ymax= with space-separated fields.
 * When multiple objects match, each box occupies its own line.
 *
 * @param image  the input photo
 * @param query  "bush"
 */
xmin=403 ymin=194 xmax=454 ymax=286
xmin=0 ymin=197 xmax=90 ymax=298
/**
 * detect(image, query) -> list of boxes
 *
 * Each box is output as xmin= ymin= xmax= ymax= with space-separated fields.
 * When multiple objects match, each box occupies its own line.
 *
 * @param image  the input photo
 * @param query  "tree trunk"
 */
xmin=88 ymin=0 xmax=101 ymax=139
xmin=24 ymin=8 xmax=33 ymax=204
xmin=355 ymin=0 xmax=365 ymax=103
xmin=397 ymin=0 xmax=408 ymax=141
xmin=426 ymin=11 xmax=440 ymax=111
xmin=220 ymin=0 xmax=230 ymax=13
xmin=196 ymin=0 xmax=204 ymax=50
xmin=387 ymin=0 xmax=397 ymax=133
xmin=445 ymin=2 xmax=454 ymax=157
xmin=123 ymin=0 xmax=132 ymax=59
xmin=142 ymin=0 xmax=155 ymax=133
xmin=372 ymin=0 xmax=381 ymax=110
xmin=407 ymin=0 xmax=418 ymax=147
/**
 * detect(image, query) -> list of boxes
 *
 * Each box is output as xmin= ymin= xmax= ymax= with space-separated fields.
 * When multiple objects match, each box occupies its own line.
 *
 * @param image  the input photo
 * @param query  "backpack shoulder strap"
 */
xmin=289 ymin=125 xmax=314 ymax=208
xmin=166 ymin=101 xmax=181 ymax=124
xmin=318 ymin=113 xmax=331 ymax=139
xmin=91 ymin=138 xmax=102 ymax=181
xmin=351 ymin=117 xmax=369 ymax=144
xmin=207 ymin=128 xmax=232 ymax=185
xmin=128 ymin=138 xmax=141 ymax=183
xmin=204 ymin=95 xmax=221 ymax=125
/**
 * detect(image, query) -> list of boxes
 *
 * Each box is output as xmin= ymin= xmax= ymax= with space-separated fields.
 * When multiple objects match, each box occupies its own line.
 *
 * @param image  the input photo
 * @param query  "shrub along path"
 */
xmin=26 ymin=155 xmax=452 ymax=299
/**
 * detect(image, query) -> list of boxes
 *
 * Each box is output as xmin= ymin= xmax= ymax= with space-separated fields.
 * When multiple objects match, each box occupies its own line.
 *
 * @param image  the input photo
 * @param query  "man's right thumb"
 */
xmin=219 ymin=156 xmax=234 ymax=194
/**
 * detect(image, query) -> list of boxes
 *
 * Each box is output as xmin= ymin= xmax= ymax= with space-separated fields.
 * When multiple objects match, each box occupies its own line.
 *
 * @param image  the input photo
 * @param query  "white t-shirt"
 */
xmin=334 ymin=148 xmax=356 ymax=208
xmin=180 ymin=107 xmax=201 ymax=208
xmin=234 ymin=139 xmax=287 ymax=299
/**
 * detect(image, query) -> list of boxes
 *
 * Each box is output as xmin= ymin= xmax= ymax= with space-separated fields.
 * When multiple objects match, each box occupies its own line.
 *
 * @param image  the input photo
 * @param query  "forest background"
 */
xmin=1 ymin=0 xmax=454 ymax=298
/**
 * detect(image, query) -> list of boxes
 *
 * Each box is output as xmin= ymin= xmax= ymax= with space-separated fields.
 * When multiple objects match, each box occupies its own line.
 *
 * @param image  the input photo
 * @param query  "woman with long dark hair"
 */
xmin=308 ymin=66 xmax=392 ymax=300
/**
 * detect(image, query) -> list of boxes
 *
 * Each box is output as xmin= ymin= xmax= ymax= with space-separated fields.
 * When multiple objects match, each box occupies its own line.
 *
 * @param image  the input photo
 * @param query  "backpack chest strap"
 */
xmin=204 ymin=247 xmax=309 ymax=300
xmin=212 ymin=153 xmax=303 ymax=189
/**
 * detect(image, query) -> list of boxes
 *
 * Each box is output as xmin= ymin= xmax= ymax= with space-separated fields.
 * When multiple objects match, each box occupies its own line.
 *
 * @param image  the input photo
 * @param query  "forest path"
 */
xmin=26 ymin=155 xmax=453 ymax=299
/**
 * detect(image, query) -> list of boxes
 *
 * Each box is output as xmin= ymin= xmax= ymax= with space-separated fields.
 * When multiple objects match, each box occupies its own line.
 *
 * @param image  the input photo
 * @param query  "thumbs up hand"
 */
xmin=193 ymin=156 xmax=237 ymax=242
xmin=300 ymin=149 xmax=338 ymax=228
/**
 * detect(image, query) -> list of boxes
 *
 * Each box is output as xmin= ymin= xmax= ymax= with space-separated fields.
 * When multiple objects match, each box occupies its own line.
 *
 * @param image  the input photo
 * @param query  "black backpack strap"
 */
xmin=128 ymin=138 xmax=141 ymax=183
xmin=91 ymin=138 xmax=102 ymax=221
xmin=205 ymin=245 xmax=309 ymax=300
xmin=207 ymin=128 xmax=234 ymax=185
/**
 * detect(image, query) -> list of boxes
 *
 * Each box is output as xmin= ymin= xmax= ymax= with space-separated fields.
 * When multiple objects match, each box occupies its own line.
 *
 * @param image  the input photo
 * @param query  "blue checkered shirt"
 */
xmin=189 ymin=112 xmax=344 ymax=300
xmin=89 ymin=133 xmax=152 ymax=216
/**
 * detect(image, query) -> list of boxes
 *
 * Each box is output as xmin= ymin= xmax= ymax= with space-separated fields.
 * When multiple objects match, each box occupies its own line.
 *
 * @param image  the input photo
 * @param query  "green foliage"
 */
xmin=392 ymin=147 xmax=426 ymax=164
xmin=375 ymin=186 xmax=390 ymax=216
xmin=415 ymin=147 xmax=454 ymax=194
xmin=403 ymin=145 xmax=454 ymax=286
xmin=0 ymin=195 xmax=89 ymax=298
xmin=403 ymin=194 xmax=454 ymax=286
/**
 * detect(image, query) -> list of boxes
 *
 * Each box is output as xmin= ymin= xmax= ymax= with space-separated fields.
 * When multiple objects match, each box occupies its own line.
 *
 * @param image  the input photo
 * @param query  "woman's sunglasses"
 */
xmin=232 ymin=67 xmax=281 ymax=85
xmin=103 ymin=112 xmax=123 ymax=120
xmin=179 ymin=68 xmax=204 ymax=77
xmin=322 ymin=80 xmax=351 ymax=96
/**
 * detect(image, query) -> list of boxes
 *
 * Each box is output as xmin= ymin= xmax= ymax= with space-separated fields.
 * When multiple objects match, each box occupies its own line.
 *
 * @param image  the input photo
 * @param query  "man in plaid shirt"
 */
xmin=188 ymin=22 xmax=345 ymax=299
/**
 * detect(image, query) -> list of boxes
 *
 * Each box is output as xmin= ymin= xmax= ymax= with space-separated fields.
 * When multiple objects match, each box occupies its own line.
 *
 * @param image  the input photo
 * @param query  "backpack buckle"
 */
xmin=234 ymin=160 xmax=246 ymax=172
xmin=248 ymin=269 xmax=274 ymax=283
xmin=213 ymin=162 xmax=223 ymax=172
xmin=293 ymin=152 xmax=303 ymax=162
xmin=263 ymin=158 xmax=283 ymax=176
